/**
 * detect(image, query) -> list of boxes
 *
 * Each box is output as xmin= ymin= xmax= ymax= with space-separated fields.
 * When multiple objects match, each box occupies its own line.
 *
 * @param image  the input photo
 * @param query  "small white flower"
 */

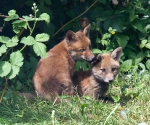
xmin=29 ymin=14 xmax=32 ymax=17
xmin=36 ymin=9 xmax=39 ymax=12
xmin=33 ymin=3 xmax=36 ymax=6
xmin=31 ymin=7 xmax=34 ymax=10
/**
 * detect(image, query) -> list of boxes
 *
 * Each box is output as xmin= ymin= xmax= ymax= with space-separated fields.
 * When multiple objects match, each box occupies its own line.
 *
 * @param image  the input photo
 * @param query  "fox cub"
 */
xmin=33 ymin=20 xmax=94 ymax=102
xmin=73 ymin=47 xmax=122 ymax=100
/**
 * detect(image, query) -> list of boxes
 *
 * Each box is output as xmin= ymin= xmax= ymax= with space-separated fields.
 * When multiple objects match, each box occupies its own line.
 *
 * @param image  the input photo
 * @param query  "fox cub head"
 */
xmin=91 ymin=47 xmax=122 ymax=83
xmin=65 ymin=18 xmax=94 ymax=61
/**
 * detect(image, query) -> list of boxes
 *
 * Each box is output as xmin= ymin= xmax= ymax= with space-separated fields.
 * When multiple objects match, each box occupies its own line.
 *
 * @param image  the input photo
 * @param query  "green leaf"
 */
xmin=7 ymin=65 xmax=20 ymax=79
xmin=6 ymin=36 xmax=19 ymax=47
xmin=33 ymin=42 xmax=47 ymax=57
xmin=129 ymin=8 xmax=137 ymax=22
xmin=0 ymin=44 xmax=7 ymax=56
xmin=92 ymin=48 xmax=102 ymax=54
xmin=116 ymin=34 xmax=129 ymax=48
xmin=96 ymin=37 xmax=101 ymax=43
xmin=8 ymin=10 xmax=16 ymax=16
xmin=10 ymin=51 xmax=24 ymax=67
xmin=141 ymin=39 xmax=147 ymax=44
xmin=98 ymin=0 xmax=106 ymax=4
xmin=20 ymin=36 xmax=36 ymax=45
xmin=145 ymin=24 xmax=150 ymax=32
xmin=35 ymin=33 xmax=50 ymax=42
xmin=13 ymin=20 xmax=27 ymax=29
xmin=120 ymin=59 xmax=132 ymax=72
xmin=0 ymin=61 xmax=11 ymax=77
xmin=145 ymin=43 xmax=150 ymax=49
xmin=44 ymin=0 xmax=51 ymax=5
xmin=134 ymin=52 xmax=144 ymax=65
xmin=0 ymin=36 xmax=11 ymax=43
xmin=131 ymin=20 xmax=145 ymax=33
xmin=145 ymin=50 xmax=150 ymax=57
xmin=146 ymin=59 xmax=150 ymax=70
xmin=102 ymin=33 xmax=111 ymax=40
xmin=39 ymin=13 xmax=50 ymax=23
xmin=101 ymin=39 xmax=108 ymax=46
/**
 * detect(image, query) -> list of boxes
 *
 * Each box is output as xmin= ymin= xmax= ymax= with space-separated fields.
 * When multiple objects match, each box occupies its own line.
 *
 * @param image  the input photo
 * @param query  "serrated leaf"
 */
xmin=0 ymin=61 xmax=11 ymax=77
xmin=35 ymin=33 xmax=50 ymax=42
xmin=101 ymin=39 xmax=108 ymax=46
xmin=131 ymin=20 xmax=145 ymax=33
xmin=20 ymin=36 xmax=36 ymax=45
xmin=39 ymin=13 xmax=50 ymax=23
xmin=7 ymin=65 xmax=20 ymax=79
xmin=0 ymin=44 xmax=7 ymax=56
xmin=6 ymin=36 xmax=19 ymax=47
xmin=116 ymin=34 xmax=129 ymax=48
xmin=134 ymin=52 xmax=144 ymax=65
xmin=102 ymin=33 xmax=111 ymax=40
xmin=92 ymin=48 xmax=102 ymax=54
xmin=8 ymin=10 xmax=16 ymax=16
xmin=120 ymin=59 xmax=132 ymax=72
xmin=33 ymin=42 xmax=47 ymax=57
xmin=10 ymin=51 xmax=24 ymax=67
xmin=145 ymin=43 xmax=150 ymax=49
xmin=146 ymin=59 xmax=150 ymax=70
xmin=13 ymin=20 xmax=27 ymax=29
xmin=0 ymin=36 xmax=11 ymax=43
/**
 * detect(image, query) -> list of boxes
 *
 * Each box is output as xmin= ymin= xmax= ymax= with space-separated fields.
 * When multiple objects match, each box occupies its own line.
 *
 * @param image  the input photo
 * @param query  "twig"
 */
xmin=104 ymin=103 xmax=120 ymax=125
xmin=50 ymin=0 xmax=98 ymax=40
xmin=0 ymin=15 xmax=24 ymax=20
xmin=0 ymin=77 xmax=8 ymax=103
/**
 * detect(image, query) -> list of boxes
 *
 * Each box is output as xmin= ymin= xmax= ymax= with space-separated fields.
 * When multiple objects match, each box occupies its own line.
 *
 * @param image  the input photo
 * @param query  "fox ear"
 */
xmin=65 ymin=30 xmax=77 ymax=42
xmin=91 ymin=54 xmax=102 ymax=66
xmin=111 ymin=47 xmax=122 ymax=61
xmin=83 ymin=24 xmax=91 ymax=38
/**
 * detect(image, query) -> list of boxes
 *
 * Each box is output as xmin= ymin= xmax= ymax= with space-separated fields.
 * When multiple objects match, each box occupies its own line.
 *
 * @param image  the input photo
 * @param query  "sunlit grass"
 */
xmin=0 ymin=71 xmax=150 ymax=125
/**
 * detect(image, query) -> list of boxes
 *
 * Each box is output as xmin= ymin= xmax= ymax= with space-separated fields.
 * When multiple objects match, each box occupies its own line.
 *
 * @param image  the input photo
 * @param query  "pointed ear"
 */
xmin=83 ymin=24 xmax=91 ymax=38
xmin=65 ymin=30 xmax=77 ymax=42
xmin=111 ymin=47 xmax=122 ymax=61
xmin=91 ymin=54 xmax=102 ymax=66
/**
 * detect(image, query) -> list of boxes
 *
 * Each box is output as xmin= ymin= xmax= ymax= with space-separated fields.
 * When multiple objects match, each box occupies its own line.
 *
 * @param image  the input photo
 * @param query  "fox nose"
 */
xmin=109 ymin=80 xmax=114 ymax=83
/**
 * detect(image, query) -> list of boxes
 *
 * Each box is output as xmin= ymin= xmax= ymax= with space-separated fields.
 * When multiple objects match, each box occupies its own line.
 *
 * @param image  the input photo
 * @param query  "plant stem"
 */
xmin=50 ymin=0 xmax=98 ymax=40
xmin=104 ymin=103 xmax=120 ymax=125
xmin=0 ymin=77 xmax=8 ymax=103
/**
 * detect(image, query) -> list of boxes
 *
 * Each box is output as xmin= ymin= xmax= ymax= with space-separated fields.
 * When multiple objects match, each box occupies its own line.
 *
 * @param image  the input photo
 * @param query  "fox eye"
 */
xmin=101 ymin=68 xmax=105 ymax=72
xmin=80 ymin=48 xmax=86 ymax=52
xmin=112 ymin=68 xmax=117 ymax=72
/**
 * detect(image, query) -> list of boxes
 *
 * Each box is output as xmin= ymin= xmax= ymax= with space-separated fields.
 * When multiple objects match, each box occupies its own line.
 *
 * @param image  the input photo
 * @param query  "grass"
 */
xmin=0 ymin=71 xmax=150 ymax=125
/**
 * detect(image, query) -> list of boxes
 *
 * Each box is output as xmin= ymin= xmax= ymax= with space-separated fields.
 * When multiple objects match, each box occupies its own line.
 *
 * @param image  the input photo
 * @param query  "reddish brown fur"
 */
xmin=33 ymin=24 xmax=94 ymax=102
xmin=73 ymin=47 xmax=122 ymax=100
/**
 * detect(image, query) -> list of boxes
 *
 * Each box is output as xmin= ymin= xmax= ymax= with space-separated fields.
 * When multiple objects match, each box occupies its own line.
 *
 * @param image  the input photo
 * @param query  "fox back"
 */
xmin=33 ymin=22 xmax=94 ymax=102
xmin=73 ymin=47 xmax=122 ymax=99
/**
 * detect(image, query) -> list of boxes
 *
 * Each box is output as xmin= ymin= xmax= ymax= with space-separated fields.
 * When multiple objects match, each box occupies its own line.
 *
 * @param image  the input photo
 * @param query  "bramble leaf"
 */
xmin=0 ymin=61 xmax=11 ymax=77
xmin=0 ymin=44 xmax=7 ymax=56
xmin=0 ymin=36 xmax=11 ymax=43
xmin=39 ymin=13 xmax=50 ymax=23
xmin=35 ymin=33 xmax=50 ymax=42
xmin=20 ymin=36 xmax=36 ymax=45
xmin=10 ymin=51 xmax=24 ymax=67
xmin=33 ymin=42 xmax=47 ymax=57
xmin=6 ymin=36 xmax=19 ymax=47
xmin=7 ymin=65 xmax=20 ymax=79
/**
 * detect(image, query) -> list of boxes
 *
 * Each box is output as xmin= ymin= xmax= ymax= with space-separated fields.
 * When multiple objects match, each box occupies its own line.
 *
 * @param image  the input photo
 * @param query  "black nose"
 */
xmin=109 ymin=80 xmax=113 ymax=83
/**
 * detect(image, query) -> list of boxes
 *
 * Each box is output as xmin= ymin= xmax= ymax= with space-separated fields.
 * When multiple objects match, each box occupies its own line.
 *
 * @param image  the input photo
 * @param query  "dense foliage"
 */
xmin=0 ymin=0 xmax=150 ymax=99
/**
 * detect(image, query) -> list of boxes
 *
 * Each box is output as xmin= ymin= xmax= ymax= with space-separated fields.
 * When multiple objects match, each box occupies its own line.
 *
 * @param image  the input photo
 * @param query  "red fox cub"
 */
xmin=73 ymin=47 xmax=122 ymax=100
xmin=33 ymin=20 xmax=94 ymax=102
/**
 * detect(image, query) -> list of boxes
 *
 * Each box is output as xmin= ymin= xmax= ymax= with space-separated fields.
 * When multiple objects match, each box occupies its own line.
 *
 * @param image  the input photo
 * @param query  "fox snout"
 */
xmin=83 ymin=50 xmax=95 ymax=61
xmin=103 ymin=77 xmax=114 ymax=83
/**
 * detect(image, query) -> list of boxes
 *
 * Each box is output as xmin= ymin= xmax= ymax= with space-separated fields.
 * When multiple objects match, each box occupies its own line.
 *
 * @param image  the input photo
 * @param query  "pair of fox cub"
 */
xmin=33 ymin=19 xmax=122 ymax=102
